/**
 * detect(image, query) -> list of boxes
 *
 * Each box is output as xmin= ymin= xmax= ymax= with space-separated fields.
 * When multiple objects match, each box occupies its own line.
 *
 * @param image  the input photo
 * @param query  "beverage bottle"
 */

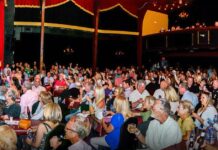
xmin=188 ymin=137 xmax=194 ymax=150
xmin=194 ymin=130 xmax=205 ymax=150
xmin=27 ymin=106 xmax=31 ymax=120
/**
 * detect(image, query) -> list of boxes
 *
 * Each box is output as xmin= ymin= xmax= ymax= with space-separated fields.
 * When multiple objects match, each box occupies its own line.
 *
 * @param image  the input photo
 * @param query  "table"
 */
xmin=5 ymin=119 xmax=42 ymax=135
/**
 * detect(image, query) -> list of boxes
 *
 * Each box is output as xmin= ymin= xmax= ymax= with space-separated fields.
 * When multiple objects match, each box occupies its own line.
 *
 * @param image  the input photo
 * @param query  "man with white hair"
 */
xmin=20 ymin=81 xmax=38 ymax=116
xmin=64 ymin=115 xmax=92 ymax=150
xmin=129 ymin=80 xmax=150 ymax=109
xmin=128 ymin=99 xmax=182 ymax=150
xmin=32 ymin=77 xmax=46 ymax=96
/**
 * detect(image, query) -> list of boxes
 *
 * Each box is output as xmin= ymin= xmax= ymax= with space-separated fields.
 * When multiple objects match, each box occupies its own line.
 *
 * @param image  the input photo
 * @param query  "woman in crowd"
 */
xmin=31 ymin=91 xmax=53 ymax=120
xmin=177 ymin=100 xmax=195 ymax=140
xmin=0 ymin=125 xmax=17 ymax=150
xmin=25 ymin=103 xmax=62 ymax=149
xmin=192 ymin=91 xmax=217 ymax=130
xmin=90 ymin=112 xmax=124 ymax=150
xmin=132 ymin=96 xmax=156 ymax=122
xmin=9 ymin=76 xmax=22 ymax=98
xmin=87 ymin=86 xmax=105 ymax=120
xmin=106 ymin=86 xmax=124 ymax=112
xmin=1 ymin=89 xmax=21 ymax=119
xmin=164 ymin=86 xmax=180 ymax=114
xmin=90 ymin=95 xmax=133 ymax=150
xmin=113 ymin=95 xmax=133 ymax=120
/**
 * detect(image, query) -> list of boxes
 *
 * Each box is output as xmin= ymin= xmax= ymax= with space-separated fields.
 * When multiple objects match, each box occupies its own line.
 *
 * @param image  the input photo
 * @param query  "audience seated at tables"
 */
xmin=25 ymin=103 xmax=62 ymax=149
xmin=0 ymin=62 xmax=218 ymax=149
xmin=0 ymin=125 xmax=17 ymax=150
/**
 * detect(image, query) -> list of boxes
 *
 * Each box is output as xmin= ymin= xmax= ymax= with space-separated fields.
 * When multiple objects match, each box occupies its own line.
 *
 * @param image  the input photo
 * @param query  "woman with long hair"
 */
xmin=164 ymin=86 xmax=180 ymax=114
xmin=87 ymin=86 xmax=105 ymax=120
xmin=192 ymin=92 xmax=217 ymax=130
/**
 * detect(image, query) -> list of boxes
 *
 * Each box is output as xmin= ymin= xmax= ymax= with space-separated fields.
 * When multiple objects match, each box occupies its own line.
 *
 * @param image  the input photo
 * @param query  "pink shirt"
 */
xmin=20 ymin=90 xmax=38 ymax=114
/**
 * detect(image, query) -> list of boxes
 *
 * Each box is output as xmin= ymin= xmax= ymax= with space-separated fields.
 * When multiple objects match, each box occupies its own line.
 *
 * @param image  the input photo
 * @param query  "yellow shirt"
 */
xmin=178 ymin=116 xmax=195 ymax=140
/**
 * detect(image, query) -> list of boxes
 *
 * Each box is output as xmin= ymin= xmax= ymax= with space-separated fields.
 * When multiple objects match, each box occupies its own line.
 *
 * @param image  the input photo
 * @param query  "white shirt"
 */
xmin=124 ymin=87 xmax=132 ymax=100
xmin=195 ymin=105 xmax=217 ymax=129
xmin=153 ymin=89 xmax=165 ymax=99
xmin=129 ymin=89 xmax=150 ymax=109
xmin=20 ymin=90 xmax=38 ymax=114
xmin=146 ymin=117 xmax=182 ymax=150
xmin=32 ymin=85 xmax=46 ymax=96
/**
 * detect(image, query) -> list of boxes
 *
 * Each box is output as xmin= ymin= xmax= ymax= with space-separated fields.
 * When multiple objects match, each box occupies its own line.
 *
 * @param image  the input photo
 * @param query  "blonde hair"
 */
xmin=43 ymin=103 xmax=62 ymax=123
xmin=114 ymin=87 xmax=124 ymax=97
xmin=0 ymin=125 xmax=17 ymax=150
xmin=39 ymin=91 xmax=53 ymax=105
xmin=198 ymin=92 xmax=213 ymax=113
xmin=179 ymin=100 xmax=194 ymax=115
xmin=114 ymin=96 xmax=132 ymax=119
xmin=164 ymin=86 xmax=180 ymax=102
xmin=144 ymin=96 xmax=156 ymax=105
xmin=94 ymin=86 xmax=105 ymax=104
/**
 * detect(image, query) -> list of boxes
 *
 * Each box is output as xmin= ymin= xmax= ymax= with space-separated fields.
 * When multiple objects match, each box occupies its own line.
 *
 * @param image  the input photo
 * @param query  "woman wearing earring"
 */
xmin=192 ymin=92 xmax=217 ymax=130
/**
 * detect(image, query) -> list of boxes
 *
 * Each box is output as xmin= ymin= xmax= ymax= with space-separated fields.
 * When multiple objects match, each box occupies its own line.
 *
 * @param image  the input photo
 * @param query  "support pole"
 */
xmin=137 ymin=12 xmax=143 ymax=68
xmin=92 ymin=0 xmax=99 ymax=72
xmin=0 ymin=0 xmax=4 ymax=69
xmin=40 ymin=0 xmax=45 ymax=72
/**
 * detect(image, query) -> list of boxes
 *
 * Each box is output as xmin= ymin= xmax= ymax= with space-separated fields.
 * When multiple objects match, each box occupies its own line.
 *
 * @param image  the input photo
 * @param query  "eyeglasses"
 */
xmin=65 ymin=128 xmax=78 ymax=134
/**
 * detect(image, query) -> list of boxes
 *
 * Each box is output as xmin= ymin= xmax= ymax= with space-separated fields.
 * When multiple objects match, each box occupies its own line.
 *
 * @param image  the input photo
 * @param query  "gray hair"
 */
xmin=137 ymin=80 xmax=146 ymax=88
xmin=159 ymin=99 xmax=171 ymax=115
xmin=179 ymin=82 xmax=188 ymax=90
xmin=23 ymin=81 xmax=32 ymax=90
xmin=7 ymin=90 xmax=17 ymax=101
xmin=70 ymin=115 xmax=91 ymax=139
xmin=0 ymin=86 xmax=7 ymax=96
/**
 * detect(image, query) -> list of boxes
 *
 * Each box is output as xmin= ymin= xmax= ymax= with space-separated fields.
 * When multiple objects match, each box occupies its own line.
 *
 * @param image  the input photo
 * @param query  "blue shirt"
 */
xmin=182 ymin=90 xmax=199 ymax=108
xmin=105 ymin=113 xmax=124 ymax=150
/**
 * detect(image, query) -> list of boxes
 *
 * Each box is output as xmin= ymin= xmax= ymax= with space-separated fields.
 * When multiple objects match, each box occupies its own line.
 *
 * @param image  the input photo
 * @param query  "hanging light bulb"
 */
xmin=179 ymin=0 xmax=183 ymax=5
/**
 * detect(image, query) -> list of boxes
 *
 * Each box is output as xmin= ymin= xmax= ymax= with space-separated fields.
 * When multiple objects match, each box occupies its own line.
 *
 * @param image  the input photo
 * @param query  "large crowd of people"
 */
xmin=0 ymin=62 xmax=217 ymax=150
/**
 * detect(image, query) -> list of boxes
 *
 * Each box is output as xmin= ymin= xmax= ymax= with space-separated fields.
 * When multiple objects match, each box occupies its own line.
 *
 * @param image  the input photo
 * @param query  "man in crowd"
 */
xmin=179 ymin=82 xmax=199 ymax=109
xmin=129 ymin=80 xmax=150 ymax=109
xmin=20 ymin=81 xmax=38 ymax=115
xmin=128 ymin=99 xmax=182 ymax=149
xmin=64 ymin=115 xmax=92 ymax=150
